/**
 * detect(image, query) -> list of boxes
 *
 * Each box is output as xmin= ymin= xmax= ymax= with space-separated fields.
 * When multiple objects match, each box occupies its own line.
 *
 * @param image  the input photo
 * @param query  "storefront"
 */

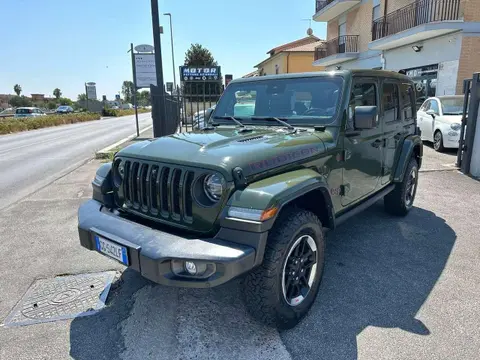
xmin=401 ymin=64 xmax=439 ymax=110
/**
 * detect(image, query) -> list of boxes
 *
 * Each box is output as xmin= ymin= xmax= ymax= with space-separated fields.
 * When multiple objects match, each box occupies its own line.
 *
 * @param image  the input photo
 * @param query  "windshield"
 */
xmin=441 ymin=97 xmax=464 ymax=115
xmin=213 ymin=76 xmax=344 ymax=126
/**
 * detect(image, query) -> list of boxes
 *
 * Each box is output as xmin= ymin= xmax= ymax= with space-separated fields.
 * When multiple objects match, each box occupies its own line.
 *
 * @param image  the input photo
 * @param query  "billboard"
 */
xmin=225 ymin=74 xmax=233 ymax=87
xmin=85 ymin=82 xmax=97 ymax=100
xmin=135 ymin=54 xmax=157 ymax=88
xmin=180 ymin=66 xmax=221 ymax=82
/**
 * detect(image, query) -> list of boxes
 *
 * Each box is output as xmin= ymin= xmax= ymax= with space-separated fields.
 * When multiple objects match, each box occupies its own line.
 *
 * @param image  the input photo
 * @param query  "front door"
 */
xmin=342 ymin=77 xmax=383 ymax=206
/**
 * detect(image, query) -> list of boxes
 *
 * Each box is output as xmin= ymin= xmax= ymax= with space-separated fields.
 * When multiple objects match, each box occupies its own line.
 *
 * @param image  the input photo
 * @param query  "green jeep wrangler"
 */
xmin=78 ymin=70 xmax=423 ymax=329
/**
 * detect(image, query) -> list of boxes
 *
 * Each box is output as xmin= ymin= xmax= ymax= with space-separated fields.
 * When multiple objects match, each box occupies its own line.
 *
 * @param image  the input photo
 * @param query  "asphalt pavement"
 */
xmin=0 ymin=113 xmax=152 ymax=211
xmin=0 ymin=146 xmax=479 ymax=360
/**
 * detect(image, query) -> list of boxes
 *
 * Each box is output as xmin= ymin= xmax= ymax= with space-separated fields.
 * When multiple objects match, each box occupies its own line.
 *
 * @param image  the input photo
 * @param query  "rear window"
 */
xmin=16 ymin=108 xmax=32 ymax=114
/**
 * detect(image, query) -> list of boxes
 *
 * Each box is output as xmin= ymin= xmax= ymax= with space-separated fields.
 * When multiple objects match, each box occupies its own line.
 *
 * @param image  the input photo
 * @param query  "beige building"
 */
xmin=312 ymin=0 xmax=480 ymax=100
xmin=253 ymin=35 xmax=326 ymax=76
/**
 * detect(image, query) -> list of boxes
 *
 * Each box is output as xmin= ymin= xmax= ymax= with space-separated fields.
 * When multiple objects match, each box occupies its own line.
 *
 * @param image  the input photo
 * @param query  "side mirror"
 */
xmin=354 ymin=106 xmax=377 ymax=129
xmin=205 ymin=108 xmax=214 ymax=121
xmin=426 ymin=109 xmax=436 ymax=117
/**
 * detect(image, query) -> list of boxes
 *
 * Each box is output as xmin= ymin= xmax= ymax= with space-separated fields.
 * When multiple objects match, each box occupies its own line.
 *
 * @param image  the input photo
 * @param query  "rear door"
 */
xmin=380 ymin=79 xmax=402 ymax=185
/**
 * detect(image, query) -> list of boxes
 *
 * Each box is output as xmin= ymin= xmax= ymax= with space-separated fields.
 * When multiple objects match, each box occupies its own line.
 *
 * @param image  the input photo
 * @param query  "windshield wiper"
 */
xmin=213 ymin=115 xmax=245 ymax=127
xmin=250 ymin=116 xmax=295 ymax=130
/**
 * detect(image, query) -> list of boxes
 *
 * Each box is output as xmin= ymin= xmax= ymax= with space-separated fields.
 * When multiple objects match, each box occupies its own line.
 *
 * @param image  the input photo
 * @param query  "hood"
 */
xmin=117 ymin=126 xmax=333 ymax=179
xmin=439 ymin=115 xmax=463 ymax=124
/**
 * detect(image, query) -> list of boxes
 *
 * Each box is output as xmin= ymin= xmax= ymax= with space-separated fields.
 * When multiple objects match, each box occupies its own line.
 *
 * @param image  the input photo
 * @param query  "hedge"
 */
xmin=0 ymin=112 xmax=101 ymax=135
xmin=102 ymin=108 xmax=151 ymax=117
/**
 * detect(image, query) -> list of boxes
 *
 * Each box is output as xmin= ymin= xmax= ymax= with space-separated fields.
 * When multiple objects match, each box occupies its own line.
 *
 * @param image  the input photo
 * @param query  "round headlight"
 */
xmin=203 ymin=173 xmax=225 ymax=202
xmin=117 ymin=160 xmax=125 ymax=179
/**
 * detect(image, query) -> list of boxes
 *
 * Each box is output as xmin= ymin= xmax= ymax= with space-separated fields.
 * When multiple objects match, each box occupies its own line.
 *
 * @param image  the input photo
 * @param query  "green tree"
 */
xmin=9 ymin=96 xmax=32 ymax=107
xmin=58 ymin=97 xmax=73 ymax=106
xmin=47 ymin=101 xmax=57 ymax=110
xmin=13 ymin=84 xmax=22 ymax=96
xmin=122 ymin=81 xmax=135 ymax=103
xmin=53 ymin=88 xmax=62 ymax=99
xmin=184 ymin=43 xmax=218 ymax=66
xmin=137 ymin=90 xmax=151 ymax=106
xmin=77 ymin=93 xmax=87 ymax=101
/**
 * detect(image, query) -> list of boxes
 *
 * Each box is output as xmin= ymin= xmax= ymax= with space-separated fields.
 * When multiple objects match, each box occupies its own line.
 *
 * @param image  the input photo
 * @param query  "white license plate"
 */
xmin=94 ymin=235 xmax=129 ymax=265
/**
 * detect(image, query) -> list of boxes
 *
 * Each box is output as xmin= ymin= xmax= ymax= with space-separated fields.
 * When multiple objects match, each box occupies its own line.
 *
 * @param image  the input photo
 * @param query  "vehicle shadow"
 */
xmin=280 ymin=201 xmax=457 ymax=360
xmin=69 ymin=202 xmax=456 ymax=360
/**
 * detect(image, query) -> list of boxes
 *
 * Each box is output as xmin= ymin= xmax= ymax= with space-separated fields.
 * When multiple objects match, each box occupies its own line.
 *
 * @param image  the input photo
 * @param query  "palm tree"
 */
xmin=77 ymin=93 xmax=87 ymax=101
xmin=53 ymin=88 xmax=62 ymax=99
xmin=13 ymin=84 xmax=22 ymax=96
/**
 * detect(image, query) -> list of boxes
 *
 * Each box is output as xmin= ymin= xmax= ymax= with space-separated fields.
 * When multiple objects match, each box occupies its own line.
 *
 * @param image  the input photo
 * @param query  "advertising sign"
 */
xmin=180 ymin=66 xmax=221 ymax=82
xmin=135 ymin=54 xmax=157 ymax=88
xmin=134 ymin=44 xmax=154 ymax=53
xmin=166 ymin=82 xmax=173 ymax=92
xmin=85 ymin=82 xmax=97 ymax=100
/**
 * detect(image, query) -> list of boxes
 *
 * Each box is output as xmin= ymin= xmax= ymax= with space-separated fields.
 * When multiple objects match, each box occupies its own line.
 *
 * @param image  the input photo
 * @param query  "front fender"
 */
xmin=393 ymin=135 xmax=423 ymax=182
xmin=223 ymin=168 xmax=334 ymax=231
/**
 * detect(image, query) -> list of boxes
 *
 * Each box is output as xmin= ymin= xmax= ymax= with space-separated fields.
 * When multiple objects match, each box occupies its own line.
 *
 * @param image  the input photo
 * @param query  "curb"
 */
xmin=95 ymin=125 xmax=153 ymax=159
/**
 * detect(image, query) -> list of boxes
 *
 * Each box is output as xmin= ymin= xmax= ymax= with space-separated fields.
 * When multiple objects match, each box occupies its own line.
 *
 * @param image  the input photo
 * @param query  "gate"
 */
xmin=457 ymin=73 xmax=480 ymax=175
xmin=150 ymin=76 xmax=223 ymax=137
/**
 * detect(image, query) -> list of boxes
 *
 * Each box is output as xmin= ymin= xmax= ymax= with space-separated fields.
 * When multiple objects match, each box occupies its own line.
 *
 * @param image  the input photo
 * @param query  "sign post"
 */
xmin=130 ymin=43 xmax=139 ymax=137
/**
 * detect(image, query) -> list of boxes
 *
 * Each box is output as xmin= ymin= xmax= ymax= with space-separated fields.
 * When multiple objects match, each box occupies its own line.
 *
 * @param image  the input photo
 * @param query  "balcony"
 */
xmin=313 ymin=0 xmax=361 ymax=22
xmin=370 ymin=0 xmax=462 ymax=50
xmin=314 ymin=35 xmax=359 ymax=66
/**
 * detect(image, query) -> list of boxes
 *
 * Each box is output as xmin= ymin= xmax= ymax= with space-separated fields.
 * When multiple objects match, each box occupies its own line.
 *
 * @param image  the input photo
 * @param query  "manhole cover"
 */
xmin=3 ymin=271 xmax=116 ymax=327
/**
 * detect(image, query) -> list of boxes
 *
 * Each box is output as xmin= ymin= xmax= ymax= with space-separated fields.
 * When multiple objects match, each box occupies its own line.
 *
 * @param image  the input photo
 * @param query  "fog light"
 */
xmin=185 ymin=261 xmax=197 ymax=275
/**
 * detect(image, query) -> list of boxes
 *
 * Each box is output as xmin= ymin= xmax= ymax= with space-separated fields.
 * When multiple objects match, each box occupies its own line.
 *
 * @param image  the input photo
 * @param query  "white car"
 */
xmin=14 ymin=107 xmax=47 ymax=118
xmin=417 ymin=96 xmax=464 ymax=152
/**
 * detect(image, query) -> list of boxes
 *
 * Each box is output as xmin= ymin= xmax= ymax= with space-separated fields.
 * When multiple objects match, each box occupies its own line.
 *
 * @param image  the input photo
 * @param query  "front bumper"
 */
xmin=443 ymin=131 xmax=460 ymax=149
xmin=78 ymin=200 xmax=264 ymax=288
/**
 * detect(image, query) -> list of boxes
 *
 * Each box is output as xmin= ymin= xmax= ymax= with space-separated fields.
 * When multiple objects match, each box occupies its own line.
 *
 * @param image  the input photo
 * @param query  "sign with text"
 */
xmin=166 ymin=82 xmax=173 ymax=92
xmin=225 ymin=74 xmax=233 ymax=87
xmin=85 ymin=82 xmax=97 ymax=100
xmin=180 ymin=66 xmax=221 ymax=82
xmin=135 ymin=54 xmax=157 ymax=88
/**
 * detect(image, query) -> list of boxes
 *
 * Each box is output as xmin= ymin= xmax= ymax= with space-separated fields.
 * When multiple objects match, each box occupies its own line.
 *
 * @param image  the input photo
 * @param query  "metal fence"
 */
xmin=372 ymin=0 xmax=461 ymax=41
xmin=314 ymin=35 xmax=359 ymax=60
xmin=150 ymin=84 xmax=221 ymax=137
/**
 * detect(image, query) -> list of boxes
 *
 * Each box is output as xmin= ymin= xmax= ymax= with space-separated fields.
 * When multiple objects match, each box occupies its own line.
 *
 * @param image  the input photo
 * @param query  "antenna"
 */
xmin=301 ymin=18 xmax=313 ymax=36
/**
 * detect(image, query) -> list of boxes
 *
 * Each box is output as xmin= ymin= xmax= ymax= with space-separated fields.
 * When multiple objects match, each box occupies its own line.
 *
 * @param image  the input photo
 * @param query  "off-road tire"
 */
xmin=433 ymin=130 xmax=445 ymax=152
xmin=243 ymin=207 xmax=325 ymax=330
xmin=384 ymin=157 xmax=419 ymax=216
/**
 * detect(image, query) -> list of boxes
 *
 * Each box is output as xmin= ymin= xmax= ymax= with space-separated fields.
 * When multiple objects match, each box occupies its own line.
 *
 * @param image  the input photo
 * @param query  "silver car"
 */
xmin=14 ymin=107 xmax=47 ymax=118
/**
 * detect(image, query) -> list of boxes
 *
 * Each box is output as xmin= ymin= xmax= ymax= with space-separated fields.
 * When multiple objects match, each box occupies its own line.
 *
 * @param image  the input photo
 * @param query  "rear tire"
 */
xmin=243 ymin=207 xmax=325 ymax=330
xmin=384 ymin=157 xmax=419 ymax=216
xmin=433 ymin=130 xmax=445 ymax=152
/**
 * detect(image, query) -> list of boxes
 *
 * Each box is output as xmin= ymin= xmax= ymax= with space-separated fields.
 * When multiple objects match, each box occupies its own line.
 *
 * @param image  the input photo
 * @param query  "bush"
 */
xmin=102 ymin=108 xmax=151 ymax=117
xmin=0 ymin=112 xmax=101 ymax=135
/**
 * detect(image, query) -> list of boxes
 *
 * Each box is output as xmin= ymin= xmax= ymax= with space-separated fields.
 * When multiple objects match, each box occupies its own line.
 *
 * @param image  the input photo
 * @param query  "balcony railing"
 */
xmin=372 ymin=0 xmax=461 ymax=41
xmin=315 ymin=0 xmax=335 ymax=13
xmin=314 ymin=35 xmax=359 ymax=60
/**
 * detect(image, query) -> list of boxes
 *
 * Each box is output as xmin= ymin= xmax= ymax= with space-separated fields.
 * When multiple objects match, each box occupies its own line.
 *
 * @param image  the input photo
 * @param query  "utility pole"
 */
xmin=150 ymin=0 xmax=166 ymax=137
xmin=164 ymin=13 xmax=177 ymax=90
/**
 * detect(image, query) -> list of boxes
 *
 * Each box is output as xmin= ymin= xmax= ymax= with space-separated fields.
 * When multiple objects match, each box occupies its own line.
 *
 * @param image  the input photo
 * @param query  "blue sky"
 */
xmin=0 ymin=0 xmax=326 ymax=100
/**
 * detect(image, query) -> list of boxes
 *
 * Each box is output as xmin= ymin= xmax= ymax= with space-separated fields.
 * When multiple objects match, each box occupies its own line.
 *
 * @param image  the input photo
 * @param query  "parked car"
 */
xmin=56 ymin=105 xmax=74 ymax=114
xmin=78 ymin=70 xmax=422 ymax=329
xmin=14 ymin=107 xmax=46 ymax=118
xmin=417 ymin=95 xmax=464 ymax=151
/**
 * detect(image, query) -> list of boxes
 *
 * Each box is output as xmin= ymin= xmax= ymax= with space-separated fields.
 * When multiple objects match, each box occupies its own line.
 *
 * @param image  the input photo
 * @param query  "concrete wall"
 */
xmin=384 ymin=33 xmax=462 ymax=70
xmin=257 ymin=53 xmax=285 ymax=76
xmin=347 ymin=1 xmax=374 ymax=52
xmin=325 ymin=50 xmax=383 ymax=70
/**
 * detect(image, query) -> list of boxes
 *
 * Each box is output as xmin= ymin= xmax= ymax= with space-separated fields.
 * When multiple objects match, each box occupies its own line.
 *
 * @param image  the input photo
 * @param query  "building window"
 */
xmin=383 ymin=82 xmax=400 ymax=122
xmin=373 ymin=4 xmax=381 ymax=20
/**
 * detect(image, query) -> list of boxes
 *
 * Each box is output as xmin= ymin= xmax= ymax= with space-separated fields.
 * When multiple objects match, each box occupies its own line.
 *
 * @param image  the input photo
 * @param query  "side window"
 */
xmin=348 ymin=80 xmax=377 ymax=130
xmin=421 ymin=100 xmax=431 ymax=112
xmin=382 ymin=82 xmax=400 ymax=122
xmin=400 ymin=83 xmax=415 ymax=119
xmin=430 ymin=100 xmax=440 ymax=115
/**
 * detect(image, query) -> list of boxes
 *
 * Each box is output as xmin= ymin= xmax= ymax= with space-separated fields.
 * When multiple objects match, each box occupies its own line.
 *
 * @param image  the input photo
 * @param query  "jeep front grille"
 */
xmin=121 ymin=160 xmax=195 ymax=223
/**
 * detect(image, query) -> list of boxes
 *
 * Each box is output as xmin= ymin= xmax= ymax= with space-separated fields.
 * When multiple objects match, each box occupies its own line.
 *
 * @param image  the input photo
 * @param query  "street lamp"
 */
xmin=163 ymin=12 xmax=177 ymax=91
